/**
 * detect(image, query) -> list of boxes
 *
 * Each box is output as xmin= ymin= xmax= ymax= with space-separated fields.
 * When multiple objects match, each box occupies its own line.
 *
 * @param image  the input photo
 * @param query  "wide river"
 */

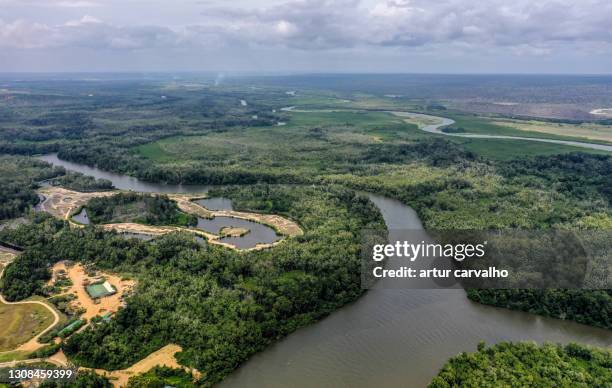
xmin=39 ymin=154 xmax=611 ymax=387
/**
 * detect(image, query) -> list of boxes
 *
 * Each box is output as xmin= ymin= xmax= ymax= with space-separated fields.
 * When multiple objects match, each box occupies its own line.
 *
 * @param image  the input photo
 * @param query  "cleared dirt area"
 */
xmin=50 ymin=262 xmax=135 ymax=321
xmin=89 ymin=344 xmax=200 ymax=387
xmin=171 ymin=194 xmax=303 ymax=237
xmin=100 ymin=223 xmax=239 ymax=250
xmin=492 ymin=119 xmax=612 ymax=143
xmin=212 ymin=209 xmax=303 ymax=237
xmin=220 ymin=226 xmax=249 ymax=237
xmin=38 ymin=186 xmax=116 ymax=220
xmin=170 ymin=194 xmax=213 ymax=218
xmin=38 ymin=187 xmax=303 ymax=251
xmin=0 ymin=250 xmax=15 ymax=268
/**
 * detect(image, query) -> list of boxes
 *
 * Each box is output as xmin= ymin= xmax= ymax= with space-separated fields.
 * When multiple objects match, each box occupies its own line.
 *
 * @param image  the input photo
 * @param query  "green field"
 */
xmin=445 ymin=113 xmax=612 ymax=145
xmin=283 ymin=110 xmax=404 ymax=128
xmin=0 ymin=301 xmax=54 ymax=351
xmin=137 ymin=107 xmax=607 ymax=167
xmin=450 ymin=137 xmax=609 ymax=160
xmin=135 ymin=109 xmax=422 ymax=178
xmin=0 ymin=350 xmax=30 ymax=363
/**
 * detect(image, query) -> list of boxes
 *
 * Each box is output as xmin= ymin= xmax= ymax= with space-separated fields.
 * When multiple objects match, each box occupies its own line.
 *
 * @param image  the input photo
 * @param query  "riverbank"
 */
xmin=37 ymin=186 xmax=302 ymax=251
xmin=29 ymin=157 xmax=612 ymax=387
xmin=389 ymin=111 xmax=612 ymax=152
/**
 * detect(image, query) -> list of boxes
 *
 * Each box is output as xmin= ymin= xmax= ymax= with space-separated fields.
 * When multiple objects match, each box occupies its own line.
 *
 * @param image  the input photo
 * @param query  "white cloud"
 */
xmin=55 ymin=1 xmax=100 ymax=7
xmin=64 ymin=15 xmax=102 ymax=27
xmin=0 ymin=0 xmax=100 ymax=6
xmin=0 ymin=0 xmax=611 ymax=57
xmin=275 ymin=20 xmax=297 ymax=36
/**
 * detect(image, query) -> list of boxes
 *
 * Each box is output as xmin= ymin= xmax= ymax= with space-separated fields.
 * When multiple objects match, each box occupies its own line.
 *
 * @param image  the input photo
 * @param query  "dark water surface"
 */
xmin=38 ymin=154 xmax=612 ymax=388
xmin=71 ymin=208 xmax=90 ymax=225
xmin=196 ymin=216 xmax=280 ymax=249
xmin=38 ymin=154 xmax=213 ymax=193
xmin=195 ymin=197 xmax=234 ymax=211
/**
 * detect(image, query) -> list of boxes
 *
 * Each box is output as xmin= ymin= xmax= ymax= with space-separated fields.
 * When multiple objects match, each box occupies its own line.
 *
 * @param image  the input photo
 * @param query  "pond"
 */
xmin=194 ymin=197 xmax=233 ymax=211
xmin=196 ymin=216 xmax=280 ymax=249
xmin=71 ymin=208 xmax=90 ymax=225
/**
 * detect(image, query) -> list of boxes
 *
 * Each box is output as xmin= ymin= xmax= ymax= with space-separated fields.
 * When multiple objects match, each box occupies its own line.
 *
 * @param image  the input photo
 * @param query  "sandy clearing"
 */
xmin=170 ymin=194 xmax=213 ymax=218
xmin=38 ymin=187 xmax=116 ymax=220
xmin=172 ymin=197 xmax=302 ymax=237
xmin=50 ymin=262 xmax=135 ymax=321
xmin=220 ymin=226 xmax=249 ymax=237
xmin=99 ymin=223 xmax=237 ymax=250
xmin=88 ymin=344 xmax=200 ymax=387
xmin=38 ymin=187 xmax=303 ymax=251
xmin=0 ymin=250 xmax=15 ymax=266
xmin=101 ymin=222 xmax=283 ymax=251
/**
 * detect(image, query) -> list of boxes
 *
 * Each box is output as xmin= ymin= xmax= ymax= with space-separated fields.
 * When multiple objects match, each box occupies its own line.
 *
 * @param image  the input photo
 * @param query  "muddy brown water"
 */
xmin=38 ymin=154 xmax=611 ymax=387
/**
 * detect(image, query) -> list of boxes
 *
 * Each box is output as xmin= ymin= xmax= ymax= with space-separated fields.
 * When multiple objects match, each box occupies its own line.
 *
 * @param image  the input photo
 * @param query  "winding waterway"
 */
xmin=38 ymin=155 xmax=611 ymax=387
xmin=390 ymin=111 xmax=612 ymax=152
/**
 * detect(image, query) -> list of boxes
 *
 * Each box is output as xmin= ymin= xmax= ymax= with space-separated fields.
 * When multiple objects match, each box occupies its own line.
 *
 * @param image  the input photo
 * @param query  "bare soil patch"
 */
xmin=220 ymin=226 xmax=249 ymax=237
xmin=38 ymin=187 xmax=116 ymax=220
xmin=50 ymin=262 xmax=135 ymax=321
xmin=38 ymin=188 xmax=303 ymax=251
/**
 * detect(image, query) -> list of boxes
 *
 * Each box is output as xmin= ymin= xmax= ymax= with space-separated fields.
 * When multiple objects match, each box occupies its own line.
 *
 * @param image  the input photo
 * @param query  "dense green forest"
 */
xmin=39 ymin=371 xmax=112 ymax=388
xmin=126 ymin=366 xmax=195 ymax=387
xmin=0 ymin=80 xmax=610 ymax=385
xmin=429 ymin=342 xmax=612 ymax=387
xmin=85 ymin=192 xmax=196 ymax=226
xmin=0 ymin=156 xmax=62 ymax=220
xmin=0 ymin=185 xmax=385 ymax=385
xmin=0 ymin=155 xmax=113 ymax=221
xmin=467 ymin=289 xmax=612 ymax=329
xmin=48 ymin=173 xmax=113 ymax=193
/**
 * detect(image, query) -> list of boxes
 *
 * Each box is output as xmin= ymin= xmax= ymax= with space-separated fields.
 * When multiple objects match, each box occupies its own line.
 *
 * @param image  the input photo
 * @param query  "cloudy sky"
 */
xmin=1 ymin=0 xmax=611 ymax=73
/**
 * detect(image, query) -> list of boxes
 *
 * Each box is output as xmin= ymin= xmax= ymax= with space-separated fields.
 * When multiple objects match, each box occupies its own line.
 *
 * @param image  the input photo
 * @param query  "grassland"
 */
xmin=0 ymin=301 xmax=54 ymax=351
xmin=492 ymin=118 xmax=612 ymax=143
xmin=445 ymin=112 xmax=612 ymax=145
xmin=449 ymin=137 xmax=611 ymax=160
xmin=0 ymin=350 xmax=30 ymax=363
xmin=136 ymin=105 xmax=609 ymax=167
xmin=135 ymin=109 xmax=422 ymax=178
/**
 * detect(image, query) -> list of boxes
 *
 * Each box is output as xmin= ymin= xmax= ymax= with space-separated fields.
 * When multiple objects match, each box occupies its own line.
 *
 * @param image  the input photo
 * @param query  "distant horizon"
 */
xmin=2 ymin=1 xmax=612 ymax=74
xmin=1 ymin=71 xmax=612 ymax=77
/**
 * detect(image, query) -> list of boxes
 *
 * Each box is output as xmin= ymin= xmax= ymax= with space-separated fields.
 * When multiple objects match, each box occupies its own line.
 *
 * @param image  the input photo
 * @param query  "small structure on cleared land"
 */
xmin=86 ymin=281 xmax=116 ymax=299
